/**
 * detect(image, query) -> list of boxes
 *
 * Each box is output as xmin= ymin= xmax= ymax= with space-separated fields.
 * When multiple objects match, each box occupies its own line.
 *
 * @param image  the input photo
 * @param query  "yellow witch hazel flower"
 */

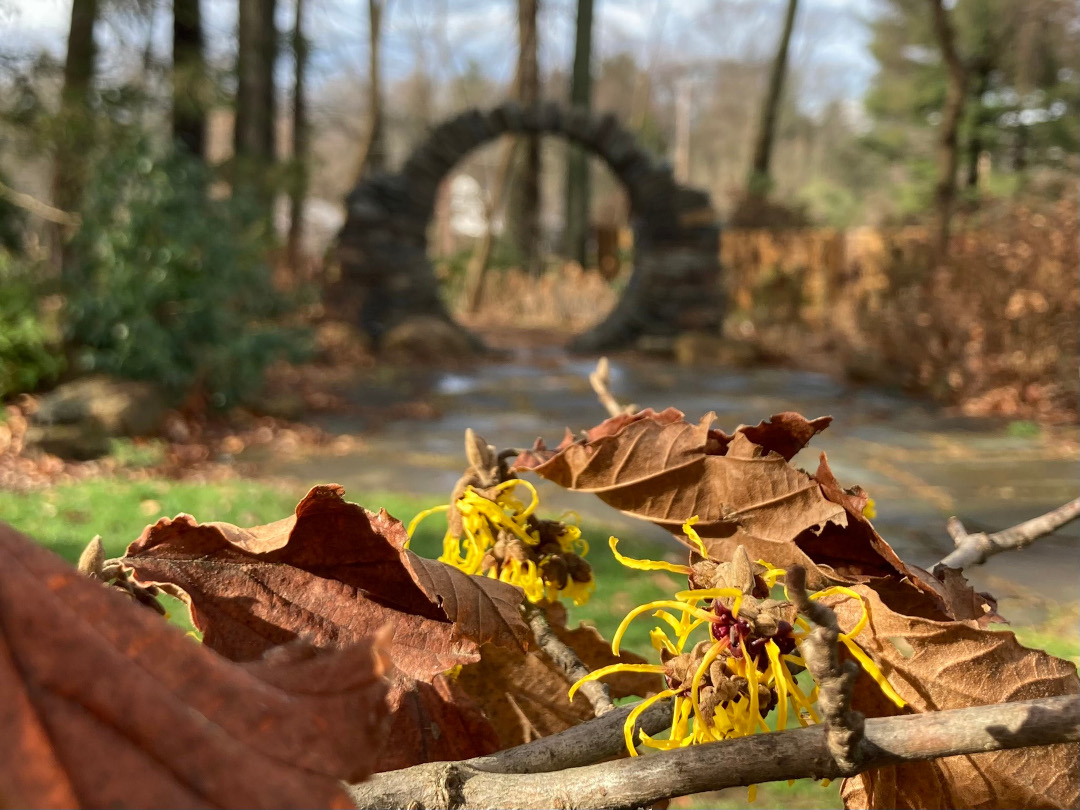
xmin=408 ymin=479 xmax=595 ymax=606
xmin=570 ymin=517 xmax=905 ymax=799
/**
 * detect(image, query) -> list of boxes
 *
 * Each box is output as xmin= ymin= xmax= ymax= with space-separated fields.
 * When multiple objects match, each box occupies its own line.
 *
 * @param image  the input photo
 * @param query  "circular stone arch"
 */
xmin=335 ymin=101 xmax=723 ymax=352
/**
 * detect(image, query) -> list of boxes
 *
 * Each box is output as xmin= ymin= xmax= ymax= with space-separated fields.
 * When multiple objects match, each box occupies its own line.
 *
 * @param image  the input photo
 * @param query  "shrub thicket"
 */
xmin=0 ymin=249 xmax=64 ymax=399
xmin=63 ymin=137 xmax=307 ymax=407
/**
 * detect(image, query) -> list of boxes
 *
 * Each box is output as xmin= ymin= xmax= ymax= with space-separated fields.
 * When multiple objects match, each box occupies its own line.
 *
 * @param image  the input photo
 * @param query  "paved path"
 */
xmin=255 ymin=348 xmax=1079 ymax=610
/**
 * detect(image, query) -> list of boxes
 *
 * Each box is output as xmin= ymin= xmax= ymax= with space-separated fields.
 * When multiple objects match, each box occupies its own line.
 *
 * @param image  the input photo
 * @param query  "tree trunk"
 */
xmin=54 ymin=0 xmax=98 ymax=217
xmin=354 ymin=0 xmax=388 ymax=180
xmin=747 ymin=0 xmax=798 ymax=198
xmin=286 ymin=0 xmax=308 ymax=273
xmin=928 ymin=0 xmax=967 ymax=259
xmin=464 ymin=137 xmax=520 ymax=314
xmin=53 ymin=0 xmax=98 ymax=271
xmin=963 ymin=64 xmax=991 ymax=191
xmin=173 ymin=0 xmax=207 ymax=158
xmin=509 ymin=0 xmax=541 ymax=276
xmin=564 ymin=0 xmax=593 ymax=267
xmin=235 ymin=0 xmax=277 ymax=177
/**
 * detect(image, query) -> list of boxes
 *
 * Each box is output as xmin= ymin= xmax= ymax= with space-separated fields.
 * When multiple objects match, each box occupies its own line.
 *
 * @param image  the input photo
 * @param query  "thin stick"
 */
xmin=348 ymin=694 xmax=1078 ymax=810
xmin=0 ymin=180 xmax=80 ymax=227
xmin=522 ymin=603 xmax=615 ymax=717
xmin=470 ymin=695 xmax=673 ymax=774
xmin=936 ymin=498 xmax=1080 ymax=571
xmin=589 ymin=357 xmax=635 ymax=418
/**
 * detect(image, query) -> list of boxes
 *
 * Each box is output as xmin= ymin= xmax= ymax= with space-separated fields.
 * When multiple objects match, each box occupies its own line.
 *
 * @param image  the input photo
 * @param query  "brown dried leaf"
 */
xmin=121 ymin=484 xmax=530 ymax=680
xmin=827 ymin=582 xmax=1079 ymax=809
xmin=453 ymin=604 xmax=662 ymax=748
xmin=0 ymin=520 xmax=388 ymax=809
xmin=710 ymin=413 xmax=833 ymax=461
xmin=514 ymin=408 xmax=848 ymax=587
xmin=932 ymin=566 xmax=1004 ymax=627
xmin=374 ymin=672 xmax=501 ymax=772
xmin=544 ymin=602 xmax=663 ymax=700
xmin=802 ymin=453 xmax=933 ymax=582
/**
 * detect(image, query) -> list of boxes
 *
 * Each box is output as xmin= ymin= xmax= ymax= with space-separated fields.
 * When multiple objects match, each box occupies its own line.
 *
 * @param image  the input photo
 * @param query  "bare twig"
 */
xmin=0 ymin=179 xmax=80 ymax=228
xmin=936 ymin=498 xmax=1080 ymax=571
xmin=348 ymin=694 xmax=1078 ymax=810
xmin=786 ymin=565 xmax=864 ymax=774
xmin=589 ymin=357 xmax=636 ymax=418
xmin=522 ymin=603 xmax=615 ymax=717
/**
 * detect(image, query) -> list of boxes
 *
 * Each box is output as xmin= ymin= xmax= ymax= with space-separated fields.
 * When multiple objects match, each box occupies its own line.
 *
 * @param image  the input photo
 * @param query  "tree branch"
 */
xmin=786 ymin=566 xmax=864 ymax=774
xmin=0 ymin=179 xmax=80 ymax=228
xmin=935 ymin=498 xmax=1080 ymax=571
xmin=589 ymin=357 xmax=635 ymax=418
xmin=522 ymin=603 xmax=615 ymax=716
xmin=348 ymin=694 xmax=1079 ymax=810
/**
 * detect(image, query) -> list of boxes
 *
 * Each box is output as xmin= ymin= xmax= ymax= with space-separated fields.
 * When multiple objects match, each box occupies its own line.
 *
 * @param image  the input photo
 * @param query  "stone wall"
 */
xmin=334 ymin=101 xmax=723 ymax=352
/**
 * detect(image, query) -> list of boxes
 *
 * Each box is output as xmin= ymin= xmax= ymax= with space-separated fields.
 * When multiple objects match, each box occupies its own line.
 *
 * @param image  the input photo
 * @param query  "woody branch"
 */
xmin=348 ymin=694 xmax=1078 ymax=810
xmin=936 ymin=498 xmax=1080 ymax=571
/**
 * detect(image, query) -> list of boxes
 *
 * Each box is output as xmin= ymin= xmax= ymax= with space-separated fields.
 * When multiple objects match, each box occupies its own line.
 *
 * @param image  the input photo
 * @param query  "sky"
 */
xmin=0 ymin=0 xmax=880 ymax=114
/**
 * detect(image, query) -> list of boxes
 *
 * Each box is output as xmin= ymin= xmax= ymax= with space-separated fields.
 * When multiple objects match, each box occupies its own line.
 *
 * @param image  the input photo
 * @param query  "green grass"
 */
xmin=999 ymin=601 xmax=1080 ymax=665
xmin=0 ymin=478 xmax=302 ymax=562
xmin=0 ymin=478 xmax=676 ymax=658
xmin=671 ymin=778 xmax=843 ymax=809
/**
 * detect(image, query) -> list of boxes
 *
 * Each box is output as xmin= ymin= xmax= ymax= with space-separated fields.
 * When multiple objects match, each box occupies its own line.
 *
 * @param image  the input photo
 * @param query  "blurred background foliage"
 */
xmin=64 ymin=135 xmax=306 ymax=407
xmin=0 ymin=0 xmax=1076 ymax=418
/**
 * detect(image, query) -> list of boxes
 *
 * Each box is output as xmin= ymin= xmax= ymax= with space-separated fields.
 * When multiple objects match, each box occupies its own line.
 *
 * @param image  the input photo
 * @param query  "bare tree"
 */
xmin=235 ymin=0 xmax=278 ymax=190
xmin=354 ymin=0 xmax=389 ymax=180
xmin=508 ymin=0 xmax=542 ymax=276
xmin=287 ymin=0 xmax=309 ymax=272
xmin=564 ymin=0 xmax=593 ymax=266
xmin=747 ymin=0 xmax=799 ymax=198
xmin=928 ymin=0 xmax=967 ymax=258
xmin=54 ymin=0 xmax=98 ymax=232
xmin=463 ymin=140 xmax=519 ymax=313
xmin=173 ymin=0 xmax=207 ymax=158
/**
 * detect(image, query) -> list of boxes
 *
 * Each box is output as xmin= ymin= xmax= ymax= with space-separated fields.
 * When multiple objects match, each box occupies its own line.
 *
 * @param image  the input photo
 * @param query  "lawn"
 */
xmin=0 ymin=475 xmax=684 ymax=655
xmin=0 ymin=474 xmax=840 ymax=807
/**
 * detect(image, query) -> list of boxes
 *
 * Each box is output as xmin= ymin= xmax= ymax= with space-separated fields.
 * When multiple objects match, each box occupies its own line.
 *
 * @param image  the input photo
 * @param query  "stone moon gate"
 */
xmin=336 ymin=102 xmax=723 ymax=352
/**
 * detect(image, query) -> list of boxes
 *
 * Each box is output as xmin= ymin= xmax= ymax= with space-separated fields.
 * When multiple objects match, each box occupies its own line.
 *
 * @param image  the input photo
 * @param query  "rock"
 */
xmin=24 ymin=422 xmax=111 ymax=461
xmin=673 ymin=332 xmax=760 ymax=368
xmin=381 ymin=316 xmax=476 ymax=364
xmin=29 ymin=376 xmax=168 ymax=459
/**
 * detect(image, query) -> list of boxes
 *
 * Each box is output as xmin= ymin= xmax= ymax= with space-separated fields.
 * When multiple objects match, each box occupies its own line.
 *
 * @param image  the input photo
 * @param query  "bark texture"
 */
xmin=564 ymin=0 xmax=594 ymax=266
xmin=928 ymin=0 xmax=968 ymax=258
xmin=748 ymin=0 xmax=799 ymax=197
xmin=172 ymin=0 xmax=207 ymax=158
xmin=354 ymin=0 xmax=388 ymax=179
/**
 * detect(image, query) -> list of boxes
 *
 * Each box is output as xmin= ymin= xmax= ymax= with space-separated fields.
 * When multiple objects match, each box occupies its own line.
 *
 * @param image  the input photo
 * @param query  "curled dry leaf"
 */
xmin=0 ymin=520 xmax=389 ymax=810
xmin=453 ymin=603 xmax=662 ymax=748
xmin=120 ymin=484 xmax=522 ymax=772
xmin=825 ymin=580 xmax=1080 ymax=810
xmin=515 ymin=409 xmax=851 ymax=587
xmin=121 ymin=484 xmax=531 ymax=680
xmin=516 ymin=410 xmax=957 ymax=603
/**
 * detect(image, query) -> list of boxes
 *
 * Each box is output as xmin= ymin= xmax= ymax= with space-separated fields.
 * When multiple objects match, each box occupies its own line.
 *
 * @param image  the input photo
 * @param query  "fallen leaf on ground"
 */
xmin=826 ymin=580 xmax=1079 ymax=809
xmin=121 ymin=484 xmax=530 ymax=680
xmin=0 ymin=520 xmax=389 ymax=809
